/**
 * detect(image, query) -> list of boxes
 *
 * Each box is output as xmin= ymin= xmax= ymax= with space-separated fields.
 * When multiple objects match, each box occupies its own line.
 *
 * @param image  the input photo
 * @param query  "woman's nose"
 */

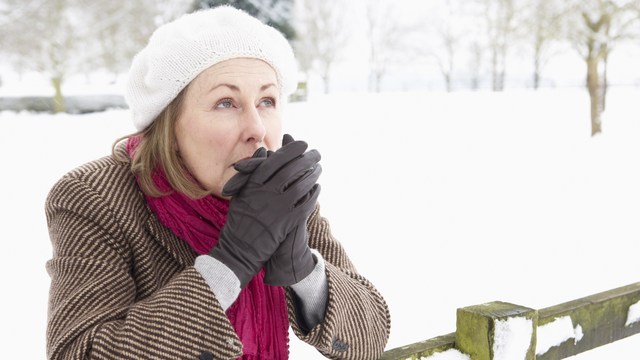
xmin=242 ymin=106 xmax=266 ymax=144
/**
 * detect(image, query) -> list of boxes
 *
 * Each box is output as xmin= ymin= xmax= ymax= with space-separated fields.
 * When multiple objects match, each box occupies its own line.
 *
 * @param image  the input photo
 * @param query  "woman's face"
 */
xmin=175 ymin=58 xmax=282 ymax=197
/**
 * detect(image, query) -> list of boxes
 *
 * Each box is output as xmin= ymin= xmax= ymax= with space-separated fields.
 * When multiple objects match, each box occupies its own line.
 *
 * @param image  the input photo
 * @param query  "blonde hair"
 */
xmin=113 ymin=88 xmax=211 ymax=199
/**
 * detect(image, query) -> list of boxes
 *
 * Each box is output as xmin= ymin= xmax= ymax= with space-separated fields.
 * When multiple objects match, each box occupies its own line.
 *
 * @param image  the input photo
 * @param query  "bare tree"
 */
xmin=565 ymin=0 xmax=640 ymax=135
xmin=87 ymin=1 xmax=177 ymax=82
xmin=16 ymin=0 xmax=88 ymax=112
xmin=293 ymin=0 xmax=351 ymax=94
xmin=1 ymin=0 xmax=98 ymax=110
xmin=363 ymin=0 xmax=420 ymax=92
xmin=476 ymin=0 xmax=521 ymax=91
xmin=422 ymin=0 xmax=472 ymax=92
xmin=468 ymin=39 xmax=485 ymax=90
xmin=434 ymin=0 xmax=458 ymax=92
xmin=522 ymin=0 xmax=567 ymax=89
xmin=0 ymin=0 xmax=188 ymax=112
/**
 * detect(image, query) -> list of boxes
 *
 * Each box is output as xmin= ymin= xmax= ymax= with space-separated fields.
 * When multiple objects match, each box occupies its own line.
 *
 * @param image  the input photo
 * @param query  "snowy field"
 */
xmin=1 ymin=87 xmax=639 ymax=359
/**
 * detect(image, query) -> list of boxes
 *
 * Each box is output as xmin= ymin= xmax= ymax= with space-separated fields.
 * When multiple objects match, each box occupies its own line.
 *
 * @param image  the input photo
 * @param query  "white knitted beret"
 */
xmin=125 ymin=6 xmax=298 ymax=131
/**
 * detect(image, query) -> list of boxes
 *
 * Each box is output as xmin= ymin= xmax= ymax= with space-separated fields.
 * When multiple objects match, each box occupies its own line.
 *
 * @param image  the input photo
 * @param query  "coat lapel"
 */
xmin=118 ymin=142 xmax=197 ymax=268
xmin=145 ymin=209 xmax=197 ymax=268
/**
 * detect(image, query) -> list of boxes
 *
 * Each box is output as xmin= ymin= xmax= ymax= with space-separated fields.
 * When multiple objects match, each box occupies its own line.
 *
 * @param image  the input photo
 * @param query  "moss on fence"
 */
xmin=381 ymin=282 xmax=640 ymax=360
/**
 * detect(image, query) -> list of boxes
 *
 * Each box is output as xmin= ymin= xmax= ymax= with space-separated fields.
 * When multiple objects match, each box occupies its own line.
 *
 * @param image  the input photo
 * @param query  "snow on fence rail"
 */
xmin=380 ymin=282 xmax=640 ymax=360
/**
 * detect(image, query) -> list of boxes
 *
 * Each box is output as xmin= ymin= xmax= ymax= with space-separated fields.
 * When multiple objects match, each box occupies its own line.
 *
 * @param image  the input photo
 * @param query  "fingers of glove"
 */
xmin=295 ymin=183 xmax=321 ymax=215
xmin=232 ymin=147 xmax=268 ymax=172
xmin=222 ymin=148 xmax=268 ymax=196
xmin=223 ymin=166 xmax=265 ymax=197
xmin=233 ymin=156 xmax=266 ymax=173
xmin=222 ymin=172 xmax=251 ymax=197
xmin=225 ymin=149 xmax=315 ymax=196
xmin=280 ymin=162 xmax=322 ymax=202
xmin=282 ymin=133 xmax=295 ymax=146
xmin=253 ymin=147 xmax=268 ymax=158
xmin=252 ymin=140 xmax=308 ymax=184
xmin=282 ymin=164 xmax=321 ymax=194
xmin=292 ymin=180 xmax=320 ymax=210
xmin=269 ymin=149 xmax=321 ymax=190
xmin=233 ymin=147 xmax=268 ymax=172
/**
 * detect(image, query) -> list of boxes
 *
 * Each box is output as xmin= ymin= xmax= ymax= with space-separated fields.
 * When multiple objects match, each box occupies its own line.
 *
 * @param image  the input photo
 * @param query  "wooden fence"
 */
xmin=380 ymin=282 xmax=640 ymax=360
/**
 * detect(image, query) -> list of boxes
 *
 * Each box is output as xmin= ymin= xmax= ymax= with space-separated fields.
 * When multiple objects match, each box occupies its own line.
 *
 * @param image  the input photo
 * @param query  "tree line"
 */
xmin=1 ymin=0 xmax=639 ymax=135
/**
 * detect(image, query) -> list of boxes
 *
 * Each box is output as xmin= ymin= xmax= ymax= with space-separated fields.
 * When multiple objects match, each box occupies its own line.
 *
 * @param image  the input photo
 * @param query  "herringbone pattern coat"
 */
xmin=45 ymin=145 xmax=390 ymax=359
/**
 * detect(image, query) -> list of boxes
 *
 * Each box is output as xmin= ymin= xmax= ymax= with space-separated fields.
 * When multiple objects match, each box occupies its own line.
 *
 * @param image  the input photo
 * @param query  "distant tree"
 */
xmin=423 ymin=0 xmax=470 ymax=92
xmin=522 ymin=0 xmax=567 ymax=89
xmin=0 ymin=0 xmax=87 ymax=112
xmin=194 ymin=0 xmax=295 ymax=39
xmin=0 ymin=0 xmax=189 ymax=112
xmin=293 ymin=0 xmax=351 ymax=94
xmin=564 ymin=0 xmax=640 ymax=135
xmin=468 ymin=39 xmax=485 ymax=90
xmin=87 ymin=1 xmax=179 ymax=82
xmin=476 ymin=0 xmax=521 ymax=91
xmin=364 ymin=0 xmax=419 ymax=92
xmin=433 ymin=0 xmax=459 ymax=92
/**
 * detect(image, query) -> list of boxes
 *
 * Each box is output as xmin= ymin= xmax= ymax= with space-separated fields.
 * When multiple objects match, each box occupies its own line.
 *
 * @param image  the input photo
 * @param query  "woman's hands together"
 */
xmin=208 ymin=135 xmax=321 ymax=288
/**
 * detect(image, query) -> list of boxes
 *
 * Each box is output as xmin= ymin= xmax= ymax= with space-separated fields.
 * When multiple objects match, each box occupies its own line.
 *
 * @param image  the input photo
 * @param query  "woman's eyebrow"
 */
xmin=260 ymin=83 xmax=277 ymax=91
xmin=208 ymin=83 xmax=277 ymax=94
xmin=208 ymin=83 xmax=240 ymax=93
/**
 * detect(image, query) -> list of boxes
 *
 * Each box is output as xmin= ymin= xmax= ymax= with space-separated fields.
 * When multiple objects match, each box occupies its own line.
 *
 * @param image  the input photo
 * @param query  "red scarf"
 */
xmin=127 ymin=136 xmax=289 ymax=359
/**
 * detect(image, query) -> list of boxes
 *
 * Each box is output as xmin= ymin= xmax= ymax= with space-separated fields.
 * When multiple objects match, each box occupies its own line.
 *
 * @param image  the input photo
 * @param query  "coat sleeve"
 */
xmin=45 ymin=175 xmax=243 ymax=360
xmin=287 ymin=205 xmax=391 ymax=360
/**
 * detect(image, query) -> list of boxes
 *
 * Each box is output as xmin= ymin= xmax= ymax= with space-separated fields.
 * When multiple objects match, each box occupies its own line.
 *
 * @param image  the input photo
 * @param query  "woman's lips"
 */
xmin=231 ymin=156 xmax=252 ymax=167
xmin=231 ymin=148 xmax=266 ymax=167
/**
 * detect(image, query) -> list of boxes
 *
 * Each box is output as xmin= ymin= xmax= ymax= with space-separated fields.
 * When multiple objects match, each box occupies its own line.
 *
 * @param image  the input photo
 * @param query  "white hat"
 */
xmin=125 ymin=6 xmax=298 ymax=131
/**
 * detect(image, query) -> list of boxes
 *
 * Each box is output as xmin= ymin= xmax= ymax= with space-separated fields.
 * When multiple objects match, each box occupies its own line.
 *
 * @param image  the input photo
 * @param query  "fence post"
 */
xmin=456 ymin=301 xmax=538 ymax=360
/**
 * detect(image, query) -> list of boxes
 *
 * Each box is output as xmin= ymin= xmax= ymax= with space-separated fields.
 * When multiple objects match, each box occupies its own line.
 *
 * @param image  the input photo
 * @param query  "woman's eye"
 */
xmin=260 ymin=98 xmax=276 ymax=108
xmin=215 ymin=99 xmax=233 ymax=109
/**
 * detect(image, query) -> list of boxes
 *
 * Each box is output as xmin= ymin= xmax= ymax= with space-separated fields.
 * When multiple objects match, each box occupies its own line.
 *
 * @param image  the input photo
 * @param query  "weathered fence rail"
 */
xmin=380 ymin=282 xmax=640 ymax=360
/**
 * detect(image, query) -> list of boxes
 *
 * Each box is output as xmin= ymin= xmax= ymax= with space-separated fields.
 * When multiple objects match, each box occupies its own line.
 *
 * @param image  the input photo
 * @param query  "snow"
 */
xmin=626 ymin=301 xmax=640 ymax=327
xmin=493 ymin=317 xmax=533 ymax=360
xmin=536 ymin=316 xmax=584 ymax=356
xmin=2 ymin=86 xmax=640 ymax=359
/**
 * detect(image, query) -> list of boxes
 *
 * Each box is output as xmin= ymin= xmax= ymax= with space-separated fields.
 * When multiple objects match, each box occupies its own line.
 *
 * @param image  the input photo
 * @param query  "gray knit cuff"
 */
xmin=290 ymin=249 xmax=328 ymax=329
xmin=194 ymin=255 xmax=241 ymax=312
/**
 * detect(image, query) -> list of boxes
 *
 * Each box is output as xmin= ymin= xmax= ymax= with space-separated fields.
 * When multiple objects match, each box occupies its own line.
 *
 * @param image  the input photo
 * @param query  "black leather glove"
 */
xmin=221 ymin=147 xmax=268 ymax=197
xmin=263 ymin=135 xmax=320 ymax=286
xmin=264 ymin=223 xmax=317 ymax=286
xmin=209 ymin=137 xmax=321 ymax=288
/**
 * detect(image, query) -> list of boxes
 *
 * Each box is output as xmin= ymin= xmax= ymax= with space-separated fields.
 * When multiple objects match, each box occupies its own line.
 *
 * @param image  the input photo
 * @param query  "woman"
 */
xmin=45 ymin=6 xmax=390 ymax=360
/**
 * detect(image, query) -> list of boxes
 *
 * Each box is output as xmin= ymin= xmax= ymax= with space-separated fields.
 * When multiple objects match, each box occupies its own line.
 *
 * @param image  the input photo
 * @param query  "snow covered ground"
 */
xmin=1 ymin=87 xmax=639 ymax=359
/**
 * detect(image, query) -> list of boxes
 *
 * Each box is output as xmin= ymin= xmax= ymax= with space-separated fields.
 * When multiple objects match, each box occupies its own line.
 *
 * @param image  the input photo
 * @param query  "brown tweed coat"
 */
xmin=45 ymin=145 xmax=391 ymax=360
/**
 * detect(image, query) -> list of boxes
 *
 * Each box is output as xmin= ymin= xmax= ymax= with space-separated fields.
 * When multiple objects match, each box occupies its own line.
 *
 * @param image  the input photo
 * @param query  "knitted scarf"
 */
xmin=127 ymin=136 xmax=289 ymax=360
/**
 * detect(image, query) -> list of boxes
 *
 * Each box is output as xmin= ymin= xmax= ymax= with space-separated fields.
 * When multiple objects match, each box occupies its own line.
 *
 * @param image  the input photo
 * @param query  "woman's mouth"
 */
xmin=231 ymin=156 xmax=252 ymax=167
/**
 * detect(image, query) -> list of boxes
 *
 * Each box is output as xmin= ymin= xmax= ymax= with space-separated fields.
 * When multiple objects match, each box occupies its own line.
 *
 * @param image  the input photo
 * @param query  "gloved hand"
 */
xmin=221 ymin=147 xmax=268 ymax=197
xmin=264 ymin=135 xmax=320 ymax=286
xmin=209 ymin=136 xmax=322 ymax=288
xmin=222 ymin=134 xmax=306 ymax=197
xmin=264 ymin=223 xmax=317 ymax=286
